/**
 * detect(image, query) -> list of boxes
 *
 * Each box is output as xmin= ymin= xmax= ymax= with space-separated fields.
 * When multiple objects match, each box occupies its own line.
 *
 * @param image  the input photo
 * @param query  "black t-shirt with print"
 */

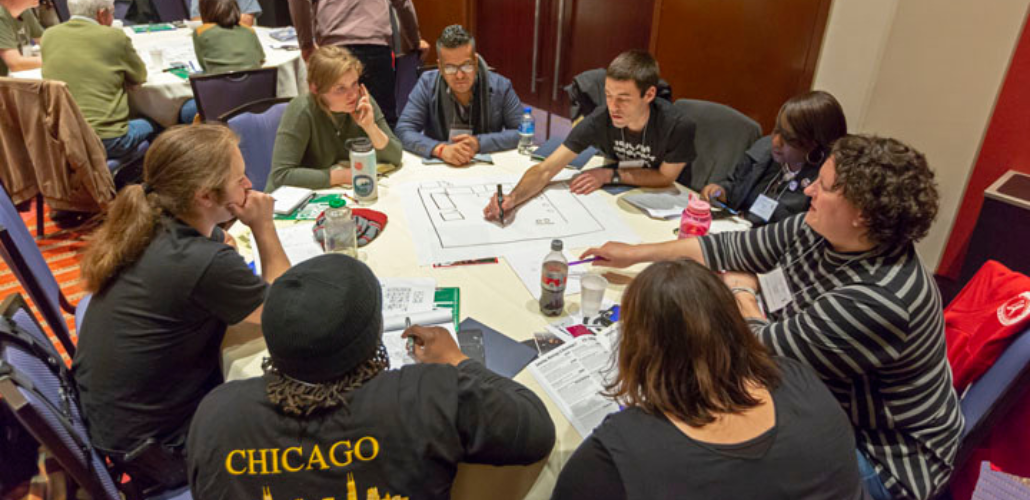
xmin=187 ymin=360 xmax=555 ymax=500
xmin=72 ymin=217 xmax=266 ymax=453
xmin=551 ymin=357 xmax=867 ymax=500
xmin=563 ymin=98 xmax=697 ymax=171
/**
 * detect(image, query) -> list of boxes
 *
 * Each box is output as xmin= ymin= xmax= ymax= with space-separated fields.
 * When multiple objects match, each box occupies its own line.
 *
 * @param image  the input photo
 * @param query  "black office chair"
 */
xmin=672 ymin=98 xmax=761 ymax=192
xmin=189 ymin=67 xmax=279 ymax=122
xmin=151 ymin=0 xmax=188 ymax=22
xmin=564 ymin=68 xmax=673 ymax=123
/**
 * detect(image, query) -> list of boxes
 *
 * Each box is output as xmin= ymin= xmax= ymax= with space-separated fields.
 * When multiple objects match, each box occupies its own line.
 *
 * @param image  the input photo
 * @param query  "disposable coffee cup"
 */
xmin=149 ymin=47 xmax=165 ymax=68
xmin=580 ymin=274 xmax=608 ymax=317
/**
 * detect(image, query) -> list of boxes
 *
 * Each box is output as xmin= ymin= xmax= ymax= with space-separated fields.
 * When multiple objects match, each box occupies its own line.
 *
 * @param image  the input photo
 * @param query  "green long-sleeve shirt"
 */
xmin=267 ymin=93 xmax=402 ymax=191
xmin=0 ymin=5 xmax=43 ymax=76
xmin=41 ymin=18 xmax=147 ymax=139
xmin=191 ymin=23 xmax=264 ymax=74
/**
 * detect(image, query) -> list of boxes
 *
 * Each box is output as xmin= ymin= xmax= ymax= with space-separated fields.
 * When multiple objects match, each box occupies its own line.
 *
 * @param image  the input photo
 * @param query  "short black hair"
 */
xmin=606 ymin=50 xmax=660 ymax=97
xmin=199 ymin=0 xmax=239 ymax=28
xmin=436 ymin=24 xmax=475 ymax=52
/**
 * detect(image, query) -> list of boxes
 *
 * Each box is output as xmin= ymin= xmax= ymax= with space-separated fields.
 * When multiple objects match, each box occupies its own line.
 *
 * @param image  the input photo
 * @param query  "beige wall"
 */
xmin=812 ymin=0 xmax=1029 ymax=269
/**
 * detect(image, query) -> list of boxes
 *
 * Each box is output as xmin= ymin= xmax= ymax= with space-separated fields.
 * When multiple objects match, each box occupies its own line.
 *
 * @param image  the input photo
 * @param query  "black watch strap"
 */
xmin=609 ymin=166 xmax=620 ymax=185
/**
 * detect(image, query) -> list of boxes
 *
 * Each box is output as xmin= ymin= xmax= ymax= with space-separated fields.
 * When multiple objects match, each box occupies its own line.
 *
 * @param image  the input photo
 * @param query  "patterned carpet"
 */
xmin=0 ymin=205 xmax=93 ymax=363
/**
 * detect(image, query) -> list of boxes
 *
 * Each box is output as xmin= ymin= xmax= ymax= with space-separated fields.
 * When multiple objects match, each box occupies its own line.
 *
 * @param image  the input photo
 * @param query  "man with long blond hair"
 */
xmin=73 ymin=124 xmax=289 ymax=493
xmin=267 ymin=45 xmax=403 ymax=192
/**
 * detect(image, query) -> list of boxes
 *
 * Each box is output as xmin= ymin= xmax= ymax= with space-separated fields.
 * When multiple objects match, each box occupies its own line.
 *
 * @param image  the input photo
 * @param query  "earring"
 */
xmin=806 ymin=148 xmax=825 ymax=165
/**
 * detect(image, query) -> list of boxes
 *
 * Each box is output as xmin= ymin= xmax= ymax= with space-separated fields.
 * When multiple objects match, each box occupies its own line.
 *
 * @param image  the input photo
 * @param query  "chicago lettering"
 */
xmin=224 ymin=437 xmax=380 ymax=475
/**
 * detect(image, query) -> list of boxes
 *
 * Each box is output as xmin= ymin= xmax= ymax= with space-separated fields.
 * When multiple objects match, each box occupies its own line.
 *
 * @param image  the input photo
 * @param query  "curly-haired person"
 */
xmin=186 ymin=254 xmax=555 ymax=500
xmin=580 ymin=134 xmax=963 ymax=500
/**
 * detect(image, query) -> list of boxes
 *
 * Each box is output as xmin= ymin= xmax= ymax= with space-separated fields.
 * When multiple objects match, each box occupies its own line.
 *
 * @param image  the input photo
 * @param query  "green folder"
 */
xmin=434 ymin=288 xmax=460 ymax=331
xmin=273 ymin=194 xmax=346 ymax=221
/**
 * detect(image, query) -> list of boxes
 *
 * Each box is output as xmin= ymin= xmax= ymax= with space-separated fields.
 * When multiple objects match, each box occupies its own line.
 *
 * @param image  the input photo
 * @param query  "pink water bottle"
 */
xmin=679 ymin=198 xmax=712 ymax=238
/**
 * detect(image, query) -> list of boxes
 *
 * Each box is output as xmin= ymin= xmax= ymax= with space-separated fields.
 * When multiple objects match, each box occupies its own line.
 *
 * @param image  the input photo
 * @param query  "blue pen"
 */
xmin=710 ymin=199 xmax=739 ymax=216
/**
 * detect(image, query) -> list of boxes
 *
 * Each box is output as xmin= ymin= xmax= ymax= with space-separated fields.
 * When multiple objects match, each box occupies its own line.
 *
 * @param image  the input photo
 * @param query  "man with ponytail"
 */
xmin=73 ymin=124 xmax=290 ymax=492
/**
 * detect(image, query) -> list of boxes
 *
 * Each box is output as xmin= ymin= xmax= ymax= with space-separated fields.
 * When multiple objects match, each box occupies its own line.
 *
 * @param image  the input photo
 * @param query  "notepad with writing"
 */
xmin=270 ymin=186 xmax=315 ymax=215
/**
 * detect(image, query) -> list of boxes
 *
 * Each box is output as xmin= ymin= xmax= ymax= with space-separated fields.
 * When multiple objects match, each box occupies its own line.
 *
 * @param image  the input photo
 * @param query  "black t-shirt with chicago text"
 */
xmin=72 ymin=217 xmax=266 ymax=453
xmin=186 ymin=360 xmax=556 ymax=500
xmin=563 ymin=98 xmax=697 ymax=172
xmin=551 ymin=357 xmax=867 ymax=500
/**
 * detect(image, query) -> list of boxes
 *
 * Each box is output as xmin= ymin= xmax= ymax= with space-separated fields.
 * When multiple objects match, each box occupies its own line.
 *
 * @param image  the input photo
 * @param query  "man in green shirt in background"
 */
xmin=41 ymin=0 xmax=153 ymax=161
xmin=0 ymin=0 xmax=43 ymax=76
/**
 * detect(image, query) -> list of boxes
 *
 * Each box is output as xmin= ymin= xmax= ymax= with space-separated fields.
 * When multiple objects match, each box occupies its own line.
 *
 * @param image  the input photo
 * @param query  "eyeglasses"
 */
xmin=441 ymin=62 xmax=476 ymax=75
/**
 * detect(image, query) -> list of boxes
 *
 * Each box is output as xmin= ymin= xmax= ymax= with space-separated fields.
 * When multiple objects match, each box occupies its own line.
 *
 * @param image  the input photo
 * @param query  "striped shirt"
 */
xmin=699 ymin=214 xmax=963 ymax=500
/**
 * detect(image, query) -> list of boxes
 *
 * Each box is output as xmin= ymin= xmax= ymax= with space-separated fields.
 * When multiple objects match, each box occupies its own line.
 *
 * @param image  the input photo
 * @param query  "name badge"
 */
xmin=448 ymin=127 xmax=473 ymax=141
xmin=618 ymin=159 xmax=646 ymax=168
xmin=750 ymin=194 xmax=779 ymax=222
xmin=758 ymin=267 xmax=793 ymax=313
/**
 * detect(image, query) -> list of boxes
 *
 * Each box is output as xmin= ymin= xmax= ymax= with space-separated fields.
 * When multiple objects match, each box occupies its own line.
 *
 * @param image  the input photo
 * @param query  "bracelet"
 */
xmin=730 ymin=287 xmax=759 ymax=299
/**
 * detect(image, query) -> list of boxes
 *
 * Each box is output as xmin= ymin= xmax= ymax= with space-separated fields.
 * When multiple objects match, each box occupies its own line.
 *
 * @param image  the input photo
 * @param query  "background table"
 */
xmin=13 ymin=25 xmax=306 ymax=127
xmin=222 ymin=150 xmax=748 ymax=500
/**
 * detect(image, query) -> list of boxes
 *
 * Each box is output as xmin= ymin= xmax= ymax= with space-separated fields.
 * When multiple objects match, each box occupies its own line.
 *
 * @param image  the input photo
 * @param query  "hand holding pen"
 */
xmin=401 ymin=324 xmax=468 ymax=366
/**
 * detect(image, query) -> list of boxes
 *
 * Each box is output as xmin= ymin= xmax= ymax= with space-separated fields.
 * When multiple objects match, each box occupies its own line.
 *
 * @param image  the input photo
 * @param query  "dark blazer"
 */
xmin=721 ymin=135 xmax=819 ymax=226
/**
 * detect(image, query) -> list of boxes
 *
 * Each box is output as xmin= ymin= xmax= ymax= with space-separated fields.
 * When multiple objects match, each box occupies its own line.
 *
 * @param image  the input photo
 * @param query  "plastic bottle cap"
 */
xmin=687 ymin=198 xmax=711 ymax=214
xmin=328 ymin=198 xmax=345 ymax=208
xmin=551 ymin=239 xmax=563 ymax=251
xmin=346 ymin=137 xmax=373 ymax=153
xmin=524 ymin=107 xmax=532 ymax=113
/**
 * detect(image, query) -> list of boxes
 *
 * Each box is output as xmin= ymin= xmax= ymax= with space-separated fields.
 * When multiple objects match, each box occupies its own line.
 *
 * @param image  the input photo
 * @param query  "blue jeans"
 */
xmin=857 ymin=449 xmax=893 ymax=500
xmin=101 ymin=118 xmax=155 ymax=161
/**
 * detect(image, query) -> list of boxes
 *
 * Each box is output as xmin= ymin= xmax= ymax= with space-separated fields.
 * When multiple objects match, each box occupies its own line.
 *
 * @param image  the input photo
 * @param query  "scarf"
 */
xmin=433 ymin=56 xmax=492 ymax=139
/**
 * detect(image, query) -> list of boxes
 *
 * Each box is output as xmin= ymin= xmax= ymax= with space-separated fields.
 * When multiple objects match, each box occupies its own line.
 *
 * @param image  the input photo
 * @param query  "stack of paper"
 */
xmin=270 ymin=186 xmax=315 ymax=215
xmin=621 ymin=188 xmax=692 ymax=219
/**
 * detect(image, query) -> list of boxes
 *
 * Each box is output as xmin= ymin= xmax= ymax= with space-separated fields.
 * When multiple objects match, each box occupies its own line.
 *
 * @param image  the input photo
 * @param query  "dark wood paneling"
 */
xmin=411 ymin=0 xmax=471 ymax=62
xmin=474 ymin=0 xmax=552 ymax=109
xmin=652 ymin=0 xmax=832 ymax=132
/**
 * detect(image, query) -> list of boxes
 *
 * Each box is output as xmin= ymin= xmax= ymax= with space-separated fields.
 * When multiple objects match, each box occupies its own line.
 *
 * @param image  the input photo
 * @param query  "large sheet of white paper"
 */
xmin=401 ymin=177 xmax=640 ymax=265
xmin=504 ymin=247 xmax=588 ymax=300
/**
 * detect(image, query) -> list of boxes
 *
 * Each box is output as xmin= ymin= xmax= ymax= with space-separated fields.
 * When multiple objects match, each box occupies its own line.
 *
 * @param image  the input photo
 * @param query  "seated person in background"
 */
xmin=187 ymin=254 xmax=556 ymax=500
xmin=394 ymin=24 xmax=523 ymax=165
xmin=553 ymin=260 xmax=865 ymax=500
xmin=267 ymin=45 xmax=403 ymax=191
xmin=74 ymin=125 xmax=290 ymax=492
xmin=190 ymin=0 xmax=259 ymax=27
xmin=582 ymin=134 xmax=963 ymax=500
xmin=701 ymin=90 xmax=846 ymax=226
xmin=192 ymin=0 xmax=264 ymax=74
xmin=41 ymin=0 xmax=152 ymax=162
xmin=483 ymin=50 xmax=695 ymax=221
xmin=0 ymin=0 xmax=43 ymax=76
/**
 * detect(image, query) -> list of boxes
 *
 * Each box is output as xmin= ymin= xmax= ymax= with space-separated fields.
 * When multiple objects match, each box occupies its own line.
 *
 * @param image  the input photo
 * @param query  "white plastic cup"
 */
xmin=580 ymin=274 xmax=608 ymax=317
xmin=148 ymin=47 xmax=165 ymax=69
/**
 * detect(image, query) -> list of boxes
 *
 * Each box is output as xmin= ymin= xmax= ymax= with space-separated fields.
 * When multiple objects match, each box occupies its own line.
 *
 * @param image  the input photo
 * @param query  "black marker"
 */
xmin=496 ymin=184 xmax=505 ymax=226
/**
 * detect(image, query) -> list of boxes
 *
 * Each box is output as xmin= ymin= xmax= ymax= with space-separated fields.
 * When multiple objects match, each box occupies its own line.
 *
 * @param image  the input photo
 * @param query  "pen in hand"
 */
xmin=405 ymin=317 xmax=414 ymax=354
xmin=496 ymin=184 xmax=505 ymax=226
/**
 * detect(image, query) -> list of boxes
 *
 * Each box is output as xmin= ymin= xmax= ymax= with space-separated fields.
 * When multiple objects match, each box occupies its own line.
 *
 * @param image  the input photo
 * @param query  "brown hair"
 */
xmin=307 ymin=45 xmax=363 ymax=117
xmin=607 ymin=261 xmax=781 ymax=427
xmin=774 ymin=90 xmax=847 ymax=164
xmin=606 ymin=50 xmax=660 ymax=97
xmin=830 ymin=134 xmax=939 ymax=249
xmin=199 ymin=0 xmax=239 ymax=29
xmin=81 ymin=125 xmax=239 ymax=292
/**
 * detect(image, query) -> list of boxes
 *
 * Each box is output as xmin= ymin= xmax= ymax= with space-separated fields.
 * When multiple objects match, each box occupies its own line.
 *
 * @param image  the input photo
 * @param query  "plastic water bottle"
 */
xmin=348 ymin=138 xmax=377 ymax=202
xmin=323 ymin=201 xmax=357 ymax=257
xmin=678 ymin=198 xmax=712 ymax=238
xmin=518 ymin=107 xmax=535 ymax=155
xmin=539 ymin=239 xmax=567 ymax=316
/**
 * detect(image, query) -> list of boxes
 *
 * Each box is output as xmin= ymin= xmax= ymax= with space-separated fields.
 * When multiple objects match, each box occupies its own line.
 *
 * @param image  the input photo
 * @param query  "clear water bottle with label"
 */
xmin=539 ymin=239 xmax=568 ymax=316
xmin=518 ymin=107 xmax=535 ymax=155
xmin=323 ymin=201 xmax=357 ymax=257
xmin=678 ymin=197 xmax=712 ymax=238
xmin=348 ymin=138 xmax=377 ymax=202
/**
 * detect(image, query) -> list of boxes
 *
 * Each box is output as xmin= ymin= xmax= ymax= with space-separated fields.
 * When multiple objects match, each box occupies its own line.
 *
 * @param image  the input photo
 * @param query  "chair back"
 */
xmin=151 ymin=0 xmax=188 ymax=22
xmin=0 ymin=314 xmax=119 ymax=500
xmin=222 ymin=97 xmax=292 ymax=192
xmin=0 ymin=184 xmax=76 ymax=355
xmin=564 ymin=68 xmax=673 ymax=122
xmin=673 ymin=98 xmax=761 ymax=191
xmin=189 ymin=68 xmax=279 ymax=122
xmin=52 ymin=0 xmax=70 ymax=21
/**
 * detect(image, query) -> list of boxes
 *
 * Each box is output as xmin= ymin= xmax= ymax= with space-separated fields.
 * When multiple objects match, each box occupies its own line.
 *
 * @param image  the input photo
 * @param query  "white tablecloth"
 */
xmin=221 ymin=150 xmax=749 ymax=500
xmin=14 ymin=25 xmax=306 ymax=127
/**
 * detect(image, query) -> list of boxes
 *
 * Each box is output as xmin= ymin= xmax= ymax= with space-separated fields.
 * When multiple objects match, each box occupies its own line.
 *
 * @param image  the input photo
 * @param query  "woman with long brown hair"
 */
xmin=72 ymin=124 xmax=289 ymax=492
xmin=552 ymin=261 xmax=864 ymax=500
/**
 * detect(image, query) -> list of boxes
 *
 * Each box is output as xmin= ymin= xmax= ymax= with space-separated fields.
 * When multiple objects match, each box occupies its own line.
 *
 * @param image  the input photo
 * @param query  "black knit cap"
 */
xmin=262 ymin=254 xmax=383 ymax=384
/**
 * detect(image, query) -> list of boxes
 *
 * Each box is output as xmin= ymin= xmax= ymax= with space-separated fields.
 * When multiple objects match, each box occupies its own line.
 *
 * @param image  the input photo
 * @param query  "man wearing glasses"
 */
xmin=395 ymin=24 xmax=524 ymax=166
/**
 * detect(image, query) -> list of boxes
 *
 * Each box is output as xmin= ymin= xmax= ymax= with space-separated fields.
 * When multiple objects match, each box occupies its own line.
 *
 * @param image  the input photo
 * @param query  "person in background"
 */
xmin=395 ymin=24 xmax=523 ymax=166
xmin=0 ymin=0 xmax=43 ymax=76
xmin=267 ymin=45 xmax=402 ymax=191
xmin=189 ymin=0 xmax=258 ymax=27
xmin=701 ymin=90 xmax=846 ymax=226
xmin=483 ymin=50 xmax=696 ymax=221
xmin=192 ymin=0 xmax=264 ymax=74
xmin=287 ymin=0 xmax=420 ymax=127
xmin=74 ymin=125 xmax=289 ymax=493
xmin=187 ymin=254 xmax=555 ymax=500
xmin=582 ymin=135 xmax=963 ymax=500
xmin=553 ymin=260 xmax=865 ymax=500
xmin=41 ymin=0 xmax=152 ymax=162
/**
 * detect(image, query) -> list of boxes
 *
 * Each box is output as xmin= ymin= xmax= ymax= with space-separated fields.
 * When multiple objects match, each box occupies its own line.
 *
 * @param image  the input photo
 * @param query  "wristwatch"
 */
xmin=608 ymin=166 xmax=621 ymax=185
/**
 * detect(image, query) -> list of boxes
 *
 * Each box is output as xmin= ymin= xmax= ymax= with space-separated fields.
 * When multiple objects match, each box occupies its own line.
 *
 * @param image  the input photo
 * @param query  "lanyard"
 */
xmin=761 ymin=163 xmax=800 ymax=202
